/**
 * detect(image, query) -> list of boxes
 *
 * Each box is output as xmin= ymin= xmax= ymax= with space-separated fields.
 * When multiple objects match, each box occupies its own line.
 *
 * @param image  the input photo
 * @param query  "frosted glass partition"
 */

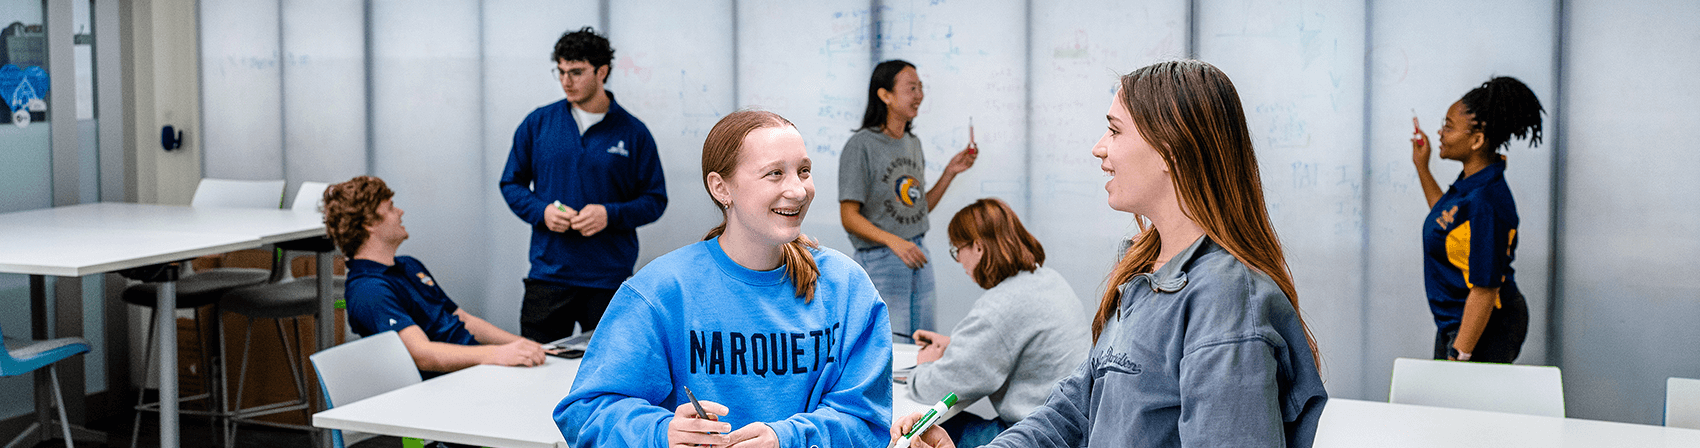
xmin=1560 ymin=0 xmax=1700 ymax=425
xmin=735 ymin=0 xmax=872 ymax=257
xmin=1363 ymin=0 xmax=1558 ymax=402
xmin=1198 ymin=0 xmax=1368 ymax=396
xmin=189 ymin=1 xmax=1700 ymax=422
xmin=370 ymin=0 xmax=487 ymax=310
xmin=282 ymin=0 xmax=368 ymax=200
xmin=1026 ymin=0 xmax=1189 ymax=311
xmin=877 ymin=0 xmax=1028 ymax=328
xmin=612 ymin=0 xmax=736 ymax=268
xmin=478 ymin=0 xmax=601 ymax=336
xmin=200 ymin=0 xmax=283 ymax=180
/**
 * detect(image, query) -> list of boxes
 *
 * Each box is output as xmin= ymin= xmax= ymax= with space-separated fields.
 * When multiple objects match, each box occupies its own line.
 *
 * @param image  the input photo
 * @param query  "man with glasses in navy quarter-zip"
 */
xmin=500 ymin=27 xmax=668 ymax=345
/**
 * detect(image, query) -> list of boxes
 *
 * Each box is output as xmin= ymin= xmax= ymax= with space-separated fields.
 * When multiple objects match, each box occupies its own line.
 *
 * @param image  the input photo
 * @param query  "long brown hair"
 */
xmin=1092 ymin=60 xmax=1318 ymax=365
xmin=946 ymin=198 xmax=1045 ymax=289
xmin=700 ymin=109 xmax=821 ymax=301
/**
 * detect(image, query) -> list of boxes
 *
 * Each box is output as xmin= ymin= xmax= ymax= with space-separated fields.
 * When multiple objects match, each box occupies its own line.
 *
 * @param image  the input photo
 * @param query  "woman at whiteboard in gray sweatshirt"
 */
xmin=903 ymin=198 xmax=1090 ymax=448
xmin=894 ymin=60 xmax=1327 ymax=448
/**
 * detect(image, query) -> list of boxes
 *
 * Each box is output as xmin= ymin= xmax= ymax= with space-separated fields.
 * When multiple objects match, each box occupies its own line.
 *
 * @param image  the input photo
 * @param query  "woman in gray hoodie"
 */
xmin=895 ymin=59 xmax=1328 ymax=448
xmin=904 ymin=198 xmax=1091 ymax=448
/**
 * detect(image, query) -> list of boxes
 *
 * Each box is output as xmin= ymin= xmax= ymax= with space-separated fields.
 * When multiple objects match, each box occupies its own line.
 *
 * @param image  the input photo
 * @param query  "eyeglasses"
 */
xmin=552 ymin=67 xmax=594 ymax=82
xmin=949 ymin=243 xmax=969 ymax=262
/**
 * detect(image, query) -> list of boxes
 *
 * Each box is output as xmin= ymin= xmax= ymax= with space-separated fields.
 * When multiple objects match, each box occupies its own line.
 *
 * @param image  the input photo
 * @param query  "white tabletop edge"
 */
xmin=313 ymin=412 xmax=556 ymax=448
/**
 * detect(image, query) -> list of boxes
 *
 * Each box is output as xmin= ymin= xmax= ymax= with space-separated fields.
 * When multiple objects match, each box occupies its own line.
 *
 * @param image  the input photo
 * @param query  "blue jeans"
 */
xmin=854 ymin=234 xmax=936 ymax=338
xmin=940 ymin=413 xmax=1011 ymax=448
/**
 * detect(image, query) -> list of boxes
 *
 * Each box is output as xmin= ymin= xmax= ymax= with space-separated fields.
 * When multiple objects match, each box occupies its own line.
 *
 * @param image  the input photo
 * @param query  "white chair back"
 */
xmin=1667 ymin=377 xmax=1700 ymax=429
xmin=309 ymin=331 xmax=421 ymax=408
xmin=191 ymin=178 xmax=287 ymax=209
xmin=1389 ymin=357 xmax=1565 ymax=417
xmin=291 ymin=181 xmax=330 ymax=212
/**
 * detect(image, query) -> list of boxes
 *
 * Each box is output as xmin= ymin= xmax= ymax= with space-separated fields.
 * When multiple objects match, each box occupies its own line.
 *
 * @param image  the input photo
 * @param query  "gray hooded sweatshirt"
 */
xmin=986 ymin=236 xmax=1328 ymax=448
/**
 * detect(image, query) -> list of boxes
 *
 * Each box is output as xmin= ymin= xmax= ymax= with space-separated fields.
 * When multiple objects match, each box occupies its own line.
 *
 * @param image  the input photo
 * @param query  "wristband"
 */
xmin=1448 ymin=346 xmax=1472 ymax=361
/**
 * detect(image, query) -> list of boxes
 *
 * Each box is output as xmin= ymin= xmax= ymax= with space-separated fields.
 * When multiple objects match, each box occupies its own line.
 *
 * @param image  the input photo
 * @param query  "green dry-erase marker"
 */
xmin=892 ymin=392 xmax=957 ymax=448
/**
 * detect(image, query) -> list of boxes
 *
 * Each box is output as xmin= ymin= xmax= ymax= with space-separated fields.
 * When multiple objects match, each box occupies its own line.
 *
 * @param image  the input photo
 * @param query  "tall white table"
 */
xmin=1316 ymin=398 xmax=1700 ymax=447
xmin=0 ymin=203 xmax=329 ymax=448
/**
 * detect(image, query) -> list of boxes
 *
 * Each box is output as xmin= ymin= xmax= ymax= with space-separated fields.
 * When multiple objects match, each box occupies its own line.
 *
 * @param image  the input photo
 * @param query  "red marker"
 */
xmin=1411 ymin=111 xmax=1426 ymax=146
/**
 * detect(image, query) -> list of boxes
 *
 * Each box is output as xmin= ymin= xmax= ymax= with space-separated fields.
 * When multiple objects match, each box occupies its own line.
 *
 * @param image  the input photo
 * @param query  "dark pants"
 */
xmin=1434 ymin=286 xmax=1528 ymax=363
xmin=939 ymin=413 xmax=1012 ymax=448
xmin=520 ymin=279 xmax=616 ymax=343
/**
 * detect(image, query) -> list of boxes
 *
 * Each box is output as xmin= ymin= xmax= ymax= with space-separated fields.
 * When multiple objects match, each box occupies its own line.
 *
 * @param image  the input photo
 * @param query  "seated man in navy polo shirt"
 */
xmin=324 ymin=176 xmax=549 ymax=376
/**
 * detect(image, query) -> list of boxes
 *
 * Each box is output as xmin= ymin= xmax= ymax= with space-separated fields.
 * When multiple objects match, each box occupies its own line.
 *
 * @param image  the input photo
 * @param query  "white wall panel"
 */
xmin=282 ymin=0 xmax=367 ymax=201
xmin=1560 ymin=0 xmax=1700 ymax=425
xmin=1198 ymin=0 xmax=1368 ymax=398
xmin=201 ymin=0 xmax=282 ymax=181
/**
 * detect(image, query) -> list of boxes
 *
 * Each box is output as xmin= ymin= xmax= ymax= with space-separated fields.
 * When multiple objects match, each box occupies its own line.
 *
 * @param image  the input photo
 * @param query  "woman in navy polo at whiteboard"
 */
xmin=1410 ymin=76 xmax=1544 ymax=363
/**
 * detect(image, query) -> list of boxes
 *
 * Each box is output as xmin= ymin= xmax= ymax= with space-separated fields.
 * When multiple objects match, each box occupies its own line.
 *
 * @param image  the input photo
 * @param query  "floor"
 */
xmin=24 ymin=406 xmax=404 ymax=448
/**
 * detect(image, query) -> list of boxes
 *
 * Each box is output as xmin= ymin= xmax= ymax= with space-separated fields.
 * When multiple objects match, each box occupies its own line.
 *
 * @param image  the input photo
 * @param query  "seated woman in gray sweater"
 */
xmin=905 ymin=198 xmax=1091 ymax=447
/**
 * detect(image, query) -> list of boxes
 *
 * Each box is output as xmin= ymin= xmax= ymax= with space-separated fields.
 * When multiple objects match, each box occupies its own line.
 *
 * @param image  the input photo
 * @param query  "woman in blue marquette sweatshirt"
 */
xmin=897 ymin=60 xmax=1327 ymax=448
xmin=555 ymin=109 xmax=893 ymax=448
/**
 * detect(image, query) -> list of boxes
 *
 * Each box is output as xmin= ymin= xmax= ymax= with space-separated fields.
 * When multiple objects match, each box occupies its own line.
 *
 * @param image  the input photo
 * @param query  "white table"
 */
xmin=892 ymin=343 xmax=995 ymax=423
xmin=0 ymin=203 xmax=328 ymax=448
xmin=1315 ymin=398 xmax=1700 ymax=447
xmin=315 ymin=356 xmax=581 ymax=448
xmin=312 ymin=343 xmax=977 ymax=447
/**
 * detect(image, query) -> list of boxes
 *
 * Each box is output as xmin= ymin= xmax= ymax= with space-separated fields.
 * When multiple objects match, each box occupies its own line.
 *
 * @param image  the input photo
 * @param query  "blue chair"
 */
xmin=1 ymin=322 xmax=91 ymax=448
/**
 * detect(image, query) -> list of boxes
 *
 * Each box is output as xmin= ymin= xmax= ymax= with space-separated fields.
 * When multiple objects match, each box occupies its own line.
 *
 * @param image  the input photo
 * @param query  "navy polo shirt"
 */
xmin=345 ymin=256 xmax=479 ymax=347
xmin=1421 ymin=160 xmax=1520 ymax=331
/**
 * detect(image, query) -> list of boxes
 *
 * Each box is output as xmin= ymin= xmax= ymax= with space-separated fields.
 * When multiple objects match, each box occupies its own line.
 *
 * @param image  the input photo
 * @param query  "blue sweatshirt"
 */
xmin=986 ymin=236 xmax=1327 ymax=448
xmin=499 ymin=92 xmax=668 ymax=289
xmin=554 ymin=238 xmax=893 ymax=448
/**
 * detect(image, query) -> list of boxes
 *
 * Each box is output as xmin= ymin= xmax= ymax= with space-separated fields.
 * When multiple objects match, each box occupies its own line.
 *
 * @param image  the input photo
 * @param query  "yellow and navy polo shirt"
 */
xmin=1422 ymin=160 xmax=1520 ymax=330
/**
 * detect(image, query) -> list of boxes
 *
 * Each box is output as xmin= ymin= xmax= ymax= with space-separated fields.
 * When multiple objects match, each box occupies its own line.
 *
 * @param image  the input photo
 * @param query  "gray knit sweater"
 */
xmin=905 ymin=266 xmax=1091 ymax=422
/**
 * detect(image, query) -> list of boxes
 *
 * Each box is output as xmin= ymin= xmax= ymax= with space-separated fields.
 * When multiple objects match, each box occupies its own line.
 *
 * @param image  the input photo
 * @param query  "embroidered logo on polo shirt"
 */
xmin=1436 ymin=205 xmax=1458 ymax=229
xmin=416 ymin=272 xmax=435 ymax=287
xmin=607 ymin=140 xmax=629 ymax=157
xmin=388 ymin=318 xmax=397 ymax=326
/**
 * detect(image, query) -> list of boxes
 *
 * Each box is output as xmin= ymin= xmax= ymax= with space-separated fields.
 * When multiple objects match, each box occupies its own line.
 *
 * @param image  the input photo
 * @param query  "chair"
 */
xmin=290 ymin=181 xmax=330 ymax=212
xmin=191 ymin=178 xmax=289 ymax=209
xmin=124 ymin=178 xmax=285 ymax=447
xmin=1388 ymin=357 xmax=1565 ymax=417
xmin=2 ymin=322 xmax=91 ymax=448
xmin=1667 ymin=377 xmax=1700 ymax=429
xmin=216 ymin=181 xmax=342 ymax=446
xmin=309 ymin=331 xmax=423 ymax=448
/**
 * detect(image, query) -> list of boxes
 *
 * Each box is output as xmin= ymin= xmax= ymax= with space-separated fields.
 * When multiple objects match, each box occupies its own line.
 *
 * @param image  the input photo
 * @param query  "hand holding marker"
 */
xmin=891 ymin=393 xmax=958 ymax=448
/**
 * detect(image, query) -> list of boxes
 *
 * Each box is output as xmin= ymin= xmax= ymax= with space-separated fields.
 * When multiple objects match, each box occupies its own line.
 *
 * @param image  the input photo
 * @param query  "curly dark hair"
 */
xmin=322 ymin=176 xmax=394 ymax=256
xmin=553 ymin=27 xmax=615 ymax=83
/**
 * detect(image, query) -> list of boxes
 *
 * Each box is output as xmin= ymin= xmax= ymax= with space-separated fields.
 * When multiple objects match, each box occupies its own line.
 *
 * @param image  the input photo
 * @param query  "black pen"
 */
xmin=682 ymin=385 xmax=717 ymax=435
xmin=893 ymin=331 xmax=933 ymax=345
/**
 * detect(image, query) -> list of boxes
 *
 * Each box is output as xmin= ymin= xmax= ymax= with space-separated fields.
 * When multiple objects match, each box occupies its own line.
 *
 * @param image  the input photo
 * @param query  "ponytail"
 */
xmin=1460 ymin=76 xmax=1545 ymax=152
xmin=703 ymin=225 xmax=821 ymax=302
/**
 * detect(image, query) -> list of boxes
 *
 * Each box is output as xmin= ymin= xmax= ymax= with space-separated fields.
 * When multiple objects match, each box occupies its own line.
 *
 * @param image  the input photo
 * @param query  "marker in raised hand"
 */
xmin=1411 ymin=109 xmax=1426 ymax=146
xmin=968 ymin=117 xmax=977 ymax=155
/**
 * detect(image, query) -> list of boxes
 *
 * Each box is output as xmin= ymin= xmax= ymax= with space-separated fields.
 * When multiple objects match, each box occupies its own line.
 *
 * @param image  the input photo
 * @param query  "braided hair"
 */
xmin=1459 ymin=76 xmax=1544 ymax=152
